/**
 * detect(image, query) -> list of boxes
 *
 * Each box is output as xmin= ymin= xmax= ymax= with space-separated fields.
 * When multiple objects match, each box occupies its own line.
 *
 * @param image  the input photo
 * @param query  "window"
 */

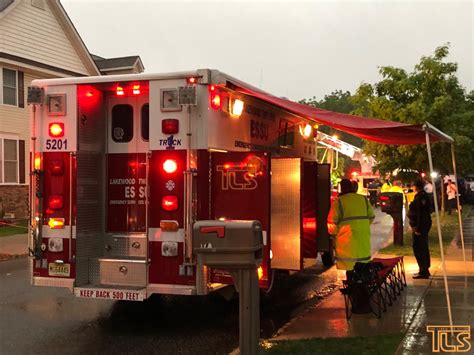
xmin=141 ymin=104 xmax=149 ymax=141
xmin=111 ymin=104 xmax=133 ymax=142
xmin=0 ymin=138 xmax=25 ymax=184
xmin=3 ymin=69 xmax=17 ymax=106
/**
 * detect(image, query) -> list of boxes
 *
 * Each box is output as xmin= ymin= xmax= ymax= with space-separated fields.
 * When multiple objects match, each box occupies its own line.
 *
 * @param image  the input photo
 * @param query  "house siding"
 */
xmin=0 ymin=0 xmax=91 ymax=75
xmin=0 ymin=66 xmax=55 ymax=218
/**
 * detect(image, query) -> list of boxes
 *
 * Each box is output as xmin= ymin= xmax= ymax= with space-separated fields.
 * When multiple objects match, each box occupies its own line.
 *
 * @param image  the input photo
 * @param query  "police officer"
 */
xmin=328 ymin=178 xmax=375 ymax=271
xmin=408 ymin=179 xmax=432 ymax=279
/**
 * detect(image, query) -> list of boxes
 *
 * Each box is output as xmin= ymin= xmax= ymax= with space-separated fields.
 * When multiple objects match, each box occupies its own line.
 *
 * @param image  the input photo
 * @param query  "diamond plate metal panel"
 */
xmin=104 ymin=234 xmax=147 ymax=258
xmin=271 ymin=158 xmax=301 ymax=270
xmin=75 ymin=87 xmax=106 ymax=286
xmin=99 ymin=259 xmax=147 ymax=287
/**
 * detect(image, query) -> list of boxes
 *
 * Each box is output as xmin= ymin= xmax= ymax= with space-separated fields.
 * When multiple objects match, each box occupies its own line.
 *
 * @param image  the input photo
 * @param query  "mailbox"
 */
xmin=193 ymin=220 xmax=263 ymax=268
xmin=379 ymin=192 xmax=404 ymax=246
xmin=379 ymin=192 xmax=403 ymax=214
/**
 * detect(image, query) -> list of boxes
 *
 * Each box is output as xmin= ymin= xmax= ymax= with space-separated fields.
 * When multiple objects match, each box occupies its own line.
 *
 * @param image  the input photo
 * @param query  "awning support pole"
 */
xmin=450 ymin=144 xmax=466 ymax=264
xmin=425 ymin=132 xmax=453 ymax=331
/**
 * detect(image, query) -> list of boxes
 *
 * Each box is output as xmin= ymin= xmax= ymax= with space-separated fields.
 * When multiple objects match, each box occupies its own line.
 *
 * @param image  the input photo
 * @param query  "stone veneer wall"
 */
xmin=0 ymin=186 xmax=29 ymax=219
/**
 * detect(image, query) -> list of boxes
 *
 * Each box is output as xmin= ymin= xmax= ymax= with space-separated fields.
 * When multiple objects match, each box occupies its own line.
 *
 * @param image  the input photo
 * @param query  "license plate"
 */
xmin=48 ymin=263 xmax=70 ymax=277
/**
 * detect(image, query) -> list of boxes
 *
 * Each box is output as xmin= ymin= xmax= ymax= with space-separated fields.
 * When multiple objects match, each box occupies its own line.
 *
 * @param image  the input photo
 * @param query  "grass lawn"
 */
xmin=0 ymin=219 xmax=29 ymax=237
xmin=380 ymin=205 xmax=471 ymax=258
xmin=262 ymin=334 xmax=404 ymax=354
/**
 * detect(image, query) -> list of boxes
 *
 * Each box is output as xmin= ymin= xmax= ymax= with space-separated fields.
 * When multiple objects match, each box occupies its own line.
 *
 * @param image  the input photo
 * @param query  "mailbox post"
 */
xmin=379 ymin=192 xmax=404 ymax=246
xmin=193 ymin=220 xmax=263 ymax=355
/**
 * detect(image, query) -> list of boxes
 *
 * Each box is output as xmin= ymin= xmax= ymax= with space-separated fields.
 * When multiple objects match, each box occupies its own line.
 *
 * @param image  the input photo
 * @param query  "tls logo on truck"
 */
xmin=216 ymin=165 xmax=258 ymax=191
xmin=159 ymin=135 xmax=182 ymax=150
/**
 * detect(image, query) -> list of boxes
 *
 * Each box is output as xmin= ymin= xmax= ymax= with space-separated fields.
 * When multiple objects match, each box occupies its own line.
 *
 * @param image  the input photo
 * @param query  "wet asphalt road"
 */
xmin=0 ymin=209 xmax=391 ymax=355
xmin=0 ymin=258 xmax=337 ymax=355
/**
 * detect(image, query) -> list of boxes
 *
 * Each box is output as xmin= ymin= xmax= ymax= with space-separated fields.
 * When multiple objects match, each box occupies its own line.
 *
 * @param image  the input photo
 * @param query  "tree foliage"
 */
xmin=350 ymin=44 xmax=474 ymax=175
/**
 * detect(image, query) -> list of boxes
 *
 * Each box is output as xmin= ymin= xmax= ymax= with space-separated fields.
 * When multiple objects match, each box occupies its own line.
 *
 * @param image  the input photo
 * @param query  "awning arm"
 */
xmin=422 ymin=122 xmax=454 ymax=143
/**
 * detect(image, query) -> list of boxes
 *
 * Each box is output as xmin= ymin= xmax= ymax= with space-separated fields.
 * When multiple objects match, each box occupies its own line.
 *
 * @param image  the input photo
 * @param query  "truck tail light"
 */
xmin=49 ymin=160 xmax=64 ymax=175
xmin=162 ymin=195 xmax=178 ymax=211
xmin=49 ymin=123 xmax=64 ymax=137
xmin=132 ymin=84 xmax=141 ymax=95
xmin=48 ymin=195 xmax=63 ymax=210
xmin=163 ymin=159 xmax=177 ymax=174
xmin=34 ymin=152 xmax=42 ymax=170
xmin=162 ymin=119 xmax=179 ymax=134
xmin=186 ymin=77 xmax=198 ymax=85
xmin=116 ymin=85 xmax=124 ymax=96
xmin=48 ymin=218 xmax=65 ymax=229
xmin=210 ymin=92 xmax=222 ymax=110
xmin=258 ymin=266 xmax=264 ymax=280
xmin=160 ymin=220 xmax=179 ymax=232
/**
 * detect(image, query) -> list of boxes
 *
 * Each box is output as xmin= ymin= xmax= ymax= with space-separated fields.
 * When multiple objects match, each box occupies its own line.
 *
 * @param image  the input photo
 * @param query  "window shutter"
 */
xmin=18 ymin=71 xmax=25 ymax=108
xmin=19 ymin=140 xmax=25 ymax=184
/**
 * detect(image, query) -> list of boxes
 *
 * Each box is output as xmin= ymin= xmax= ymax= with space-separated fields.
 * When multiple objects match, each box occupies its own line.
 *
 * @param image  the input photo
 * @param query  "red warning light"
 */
xmin=162 ymin=119 xmax=179 ymax=134
xmin=162 ymin=195 xmax=178 ymax=211
xmin=85 ymin=91 xmax=93 ymax=97
xmin=116 ymin=86 xmax=124 ymax=96
xmin=186 ymin=77 xmax=198 ymax=85
xmin=421 ymin=172 xmax=426 ymax=178
xmin=48 ymin=195 xmax=64 ymax=210
xmin=49 ymin=160 xmax=64 ymax=175
xmin=132 ymin=84 xmax=141 ymax=95
xmin=210 ymin=92 xmax=222 ymax=109
xmin=49 ymin=123 xmax=64 ymax=137
xmin=163 ymin=159 xmax=178 ymax=174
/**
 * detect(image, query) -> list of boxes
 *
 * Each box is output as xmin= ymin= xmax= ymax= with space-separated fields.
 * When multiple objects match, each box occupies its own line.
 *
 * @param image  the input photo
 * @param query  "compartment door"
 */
xmin=316 ymin=163 xmax=331 ymax=251
xmin=271 ymin=158 xmax=302 ymax=270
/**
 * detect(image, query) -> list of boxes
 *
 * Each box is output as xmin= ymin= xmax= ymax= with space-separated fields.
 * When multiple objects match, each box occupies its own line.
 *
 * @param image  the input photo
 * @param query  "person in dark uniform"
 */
xmin=407 ymin=179 xmax=432 ymax=279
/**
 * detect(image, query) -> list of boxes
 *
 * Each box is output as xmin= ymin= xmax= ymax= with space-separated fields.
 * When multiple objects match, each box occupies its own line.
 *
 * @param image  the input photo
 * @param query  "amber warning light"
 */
xmin=49 ymin=123 xmax=64 ymax=137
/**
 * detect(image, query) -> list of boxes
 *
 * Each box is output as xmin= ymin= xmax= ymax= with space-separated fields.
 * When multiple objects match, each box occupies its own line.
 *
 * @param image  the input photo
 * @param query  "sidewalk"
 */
xmin=0 ymin=233 xmax=28 ymax=259
xmin=269 ymin=210 xmax=474 ymax=353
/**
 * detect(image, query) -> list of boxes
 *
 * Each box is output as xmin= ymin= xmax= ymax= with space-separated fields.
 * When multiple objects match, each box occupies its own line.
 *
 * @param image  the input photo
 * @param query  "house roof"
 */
xmin=94 ymin=55 xmax=144 ymax=73
xmin=0 ymin=0 xmax=13 ymax=11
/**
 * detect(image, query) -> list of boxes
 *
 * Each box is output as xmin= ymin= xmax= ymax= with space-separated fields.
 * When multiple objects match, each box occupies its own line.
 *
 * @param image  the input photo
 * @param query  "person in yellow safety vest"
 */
xmin=327 ymin=178 xmax=375 ymax=271
xmin=390 ymin=180 xmax=406 ymax=204
xmin=381 ymin=179 xmax=392 ymax=193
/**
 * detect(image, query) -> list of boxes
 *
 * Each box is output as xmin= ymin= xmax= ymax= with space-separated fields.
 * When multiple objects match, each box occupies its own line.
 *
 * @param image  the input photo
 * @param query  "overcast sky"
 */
xmin=61 ymin=0 xmax=473 ymax=101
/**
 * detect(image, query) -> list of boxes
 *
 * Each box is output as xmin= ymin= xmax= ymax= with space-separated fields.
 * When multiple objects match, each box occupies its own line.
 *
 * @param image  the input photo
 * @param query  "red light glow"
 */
xmin=211 ymin=92 xmax=222 ymax=109
xmin=116 ymin=86 xmax=124 ymax=96
xmin=49 ymin=123 xmax=64 ymax=137
xmin=48 ymin=195 xmax=63 ymax=210
xmin=380 ymin=196 xmax=390 ymax=201
xmin=50 ymin=160 xmax=64 ymax=175
xmin=186 ymin=77 xmax=198 ymax=85
xmin=85 ymin=91 xmax=93 ymax=97
xmin=163 ymin=159 xmax=178 ymax=174
xmin=162 ymin=195 xmax=178 ymax=211
xmin=132 ymin=84 xmax=140 ymax=95
xmin=209 ymin=85 xmax=216 ymax=91
xmin=162 ymin=119 xmax=179 ymax=134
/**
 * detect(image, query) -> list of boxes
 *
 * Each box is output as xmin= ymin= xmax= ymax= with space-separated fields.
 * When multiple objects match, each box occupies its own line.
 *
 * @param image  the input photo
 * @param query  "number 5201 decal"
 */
xmin=46 ymin=138 xmax=68 ymax=150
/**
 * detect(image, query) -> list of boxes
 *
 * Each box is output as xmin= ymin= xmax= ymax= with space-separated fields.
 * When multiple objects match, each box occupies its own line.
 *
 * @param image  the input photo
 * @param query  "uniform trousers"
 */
xmin=412 ymin=232 xmax=431 ymax=274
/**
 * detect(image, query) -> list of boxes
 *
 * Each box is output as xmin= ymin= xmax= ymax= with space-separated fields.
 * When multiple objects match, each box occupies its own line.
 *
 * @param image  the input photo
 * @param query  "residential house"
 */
xmin=0 ymin=0 xmax=144 ymax=219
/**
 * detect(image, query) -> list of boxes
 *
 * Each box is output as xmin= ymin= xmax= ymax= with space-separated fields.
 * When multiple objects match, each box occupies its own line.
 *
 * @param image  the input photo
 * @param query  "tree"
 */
xmin=351 ymin=44 xmax=474 ymax=175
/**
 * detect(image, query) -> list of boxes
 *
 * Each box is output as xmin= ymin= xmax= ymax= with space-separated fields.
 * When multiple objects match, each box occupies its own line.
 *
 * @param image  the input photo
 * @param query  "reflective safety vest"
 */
xmin=381 ymin=182 xmax=392 ymax=193
xmin=327 ymin=192 xmax=375 ymax=270
xmin=390 ymin=185 xmax=406 ymax=204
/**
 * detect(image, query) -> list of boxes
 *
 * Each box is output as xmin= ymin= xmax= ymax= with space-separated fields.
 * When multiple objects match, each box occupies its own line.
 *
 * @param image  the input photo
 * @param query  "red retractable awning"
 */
xmin=227 ymin=79 xmax=453 ymax=145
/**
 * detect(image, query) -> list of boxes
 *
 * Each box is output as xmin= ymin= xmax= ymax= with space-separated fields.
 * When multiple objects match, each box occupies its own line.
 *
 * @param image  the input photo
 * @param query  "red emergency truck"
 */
xmin=28 ymin=69 xmax=332 ymax=301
